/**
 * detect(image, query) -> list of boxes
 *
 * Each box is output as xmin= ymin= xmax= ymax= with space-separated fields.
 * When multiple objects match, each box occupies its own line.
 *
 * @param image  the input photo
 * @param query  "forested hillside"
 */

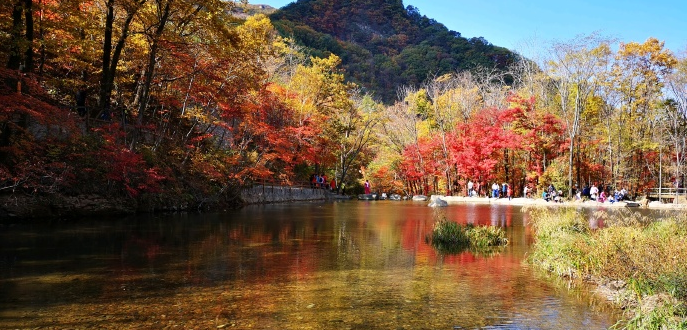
xmin=269 ymin=0 xmax=516 ymax=103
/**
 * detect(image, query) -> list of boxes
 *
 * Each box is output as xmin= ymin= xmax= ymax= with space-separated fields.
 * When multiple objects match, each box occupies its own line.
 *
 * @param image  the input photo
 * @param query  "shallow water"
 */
xmin=0 ymin=201 xmax=620 ymax=329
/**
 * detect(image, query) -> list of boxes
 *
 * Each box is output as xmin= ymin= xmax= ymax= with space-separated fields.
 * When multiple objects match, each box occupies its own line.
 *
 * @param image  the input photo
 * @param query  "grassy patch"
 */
xmin=431 ymin=218 xmax=508 ymax=255
xmin=525 ymin=206 xmax=687 ymax=329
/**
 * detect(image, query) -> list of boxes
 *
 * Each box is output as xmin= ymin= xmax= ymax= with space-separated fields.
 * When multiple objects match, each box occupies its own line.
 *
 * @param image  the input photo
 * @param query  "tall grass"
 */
xmin=431 ymin=218 xmax=508 ymax=255
xmin=525 ymin=206 xmax=687 ymax=329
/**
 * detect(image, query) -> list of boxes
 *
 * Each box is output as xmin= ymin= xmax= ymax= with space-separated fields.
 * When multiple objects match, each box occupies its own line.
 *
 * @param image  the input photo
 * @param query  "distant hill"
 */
xmin=232 ymin=4 xmax=278 ymax=19
xmin=267 ymin=0 xmax=517 ymax=103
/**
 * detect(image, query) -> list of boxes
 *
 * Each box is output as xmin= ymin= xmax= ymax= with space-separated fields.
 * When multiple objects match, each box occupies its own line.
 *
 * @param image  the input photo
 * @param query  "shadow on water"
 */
xmin=0 ymin=201 xmax=624 ymax=329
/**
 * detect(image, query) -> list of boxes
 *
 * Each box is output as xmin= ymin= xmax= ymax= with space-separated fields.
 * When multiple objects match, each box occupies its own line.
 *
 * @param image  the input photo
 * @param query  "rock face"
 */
xmin=241 ymin=185 xmax=327 ymax=204
xmin=0 ymin=185 xmax=328 ymax=221
xmin=0 ymin=194 xmax=136 ymax=221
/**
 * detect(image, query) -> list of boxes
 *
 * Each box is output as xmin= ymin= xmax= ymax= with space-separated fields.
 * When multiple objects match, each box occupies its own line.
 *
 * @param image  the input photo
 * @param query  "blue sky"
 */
xmin=252 ymin=0 xmax=686 ymax=57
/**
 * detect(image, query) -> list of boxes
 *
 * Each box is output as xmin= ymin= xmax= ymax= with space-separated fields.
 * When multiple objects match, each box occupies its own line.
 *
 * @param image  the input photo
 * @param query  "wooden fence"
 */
xmin=647 ymin=187 xmax=687 ymax=203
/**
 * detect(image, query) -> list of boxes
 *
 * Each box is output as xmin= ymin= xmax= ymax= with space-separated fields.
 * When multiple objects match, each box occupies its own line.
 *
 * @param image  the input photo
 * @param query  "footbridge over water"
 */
xmin=647 ymin=188 xmax=687 ymax=204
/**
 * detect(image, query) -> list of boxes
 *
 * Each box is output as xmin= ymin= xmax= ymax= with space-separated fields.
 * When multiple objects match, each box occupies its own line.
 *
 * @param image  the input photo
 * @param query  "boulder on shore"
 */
xmin=357 ymin=194 xmax=377 ymax=200
xmin=389 ymin=194 xmax=402 ymax=201
xmin=428 ymin=197 xmax=448 ymax=207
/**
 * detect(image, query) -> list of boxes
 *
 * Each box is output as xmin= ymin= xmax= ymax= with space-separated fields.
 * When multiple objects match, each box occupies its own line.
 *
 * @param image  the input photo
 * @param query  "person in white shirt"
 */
xmin=491 ymin=182 xmax=499 ymax=198
xmin=590 ymin=184 xmax=599 ymax=201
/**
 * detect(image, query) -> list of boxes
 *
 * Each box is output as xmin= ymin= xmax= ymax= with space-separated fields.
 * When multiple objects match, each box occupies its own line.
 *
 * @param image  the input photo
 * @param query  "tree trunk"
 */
xmin=7 ymin=1 xmax=23 ymax=70
xmin=98 ymin=0 xmax=114 ymax=117
xmin=99 ymin=0 xmax=144 ymax=118
xmin=38 ymin=0 xmax=45 ymax=75
xmin=568 ymin=137 xmax=574 ymax=198
xmin=23 ymin=0 xmax=34 ymax=72
xmin=137 ymin=0 xmax=171 ymax=125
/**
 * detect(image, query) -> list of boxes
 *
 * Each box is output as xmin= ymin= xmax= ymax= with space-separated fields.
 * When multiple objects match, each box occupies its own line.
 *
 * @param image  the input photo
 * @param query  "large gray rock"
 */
xmin=428 ymin=197 xmax=448 ymax=207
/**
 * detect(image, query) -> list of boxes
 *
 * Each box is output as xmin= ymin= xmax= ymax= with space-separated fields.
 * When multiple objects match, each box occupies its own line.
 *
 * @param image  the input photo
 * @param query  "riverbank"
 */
xmin=3 ymin=189 xmax=684 ymax=222
xmin=525 ymin=207 xmax=687 ymax=329
xmin=0 ymin=185 xmax=336 ymax=222
xmin=427 ymin=195 xmax=687 ymax=210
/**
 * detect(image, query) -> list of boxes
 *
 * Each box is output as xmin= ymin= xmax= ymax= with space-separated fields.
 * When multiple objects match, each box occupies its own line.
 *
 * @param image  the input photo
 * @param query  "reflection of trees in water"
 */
xmin=0 ymin=203 xmax=618 ymax=329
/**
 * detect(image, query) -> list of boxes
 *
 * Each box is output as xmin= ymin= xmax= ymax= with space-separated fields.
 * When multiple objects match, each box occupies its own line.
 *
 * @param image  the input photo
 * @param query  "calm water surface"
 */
xmin=0 ymin=201 xmax=620 ymax=329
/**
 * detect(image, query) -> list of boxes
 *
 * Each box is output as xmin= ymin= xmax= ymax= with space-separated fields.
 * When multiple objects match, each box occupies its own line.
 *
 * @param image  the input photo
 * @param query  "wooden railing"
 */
xmin=647 ymin=187 xmax=687 ymax=203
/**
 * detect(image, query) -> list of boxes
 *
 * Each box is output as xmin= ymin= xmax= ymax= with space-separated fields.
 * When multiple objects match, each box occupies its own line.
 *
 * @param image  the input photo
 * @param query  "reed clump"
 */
xmin=525 ymin=206 xmax=687 ymax=329
xmin=431 ymin=218 xmax=508 ymax=255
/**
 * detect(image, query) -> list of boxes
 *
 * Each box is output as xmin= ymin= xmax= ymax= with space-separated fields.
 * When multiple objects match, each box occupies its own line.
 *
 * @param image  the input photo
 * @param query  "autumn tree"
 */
xmin=662 ymin=55 xmax=687 ymax=189
xmin=546 ymin=34 xmax=612 ymax=196
xmin=282 ymin=53 xmax=355 ymax=175
xmin=332 ymin=91 xmax=379 ymax=193
xmin=608 ymin=38 xmax=676 ymax=191
xmin=448 ymin=106 xmax=520 ymax=187
xmin=503 ymin=93 xmax=566 ymax=191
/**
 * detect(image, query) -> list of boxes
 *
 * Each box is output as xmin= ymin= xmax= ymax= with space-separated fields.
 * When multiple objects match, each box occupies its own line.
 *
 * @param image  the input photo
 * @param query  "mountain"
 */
xmin=232 ymin=4 xmax=278 ymax=19
xmin=268 ymin=0 xmax=517 ymax=103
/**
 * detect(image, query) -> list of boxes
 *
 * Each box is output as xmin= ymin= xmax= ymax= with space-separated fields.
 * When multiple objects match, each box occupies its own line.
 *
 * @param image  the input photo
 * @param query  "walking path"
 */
xmin=427 ymin=196 xmax=687 ymax=210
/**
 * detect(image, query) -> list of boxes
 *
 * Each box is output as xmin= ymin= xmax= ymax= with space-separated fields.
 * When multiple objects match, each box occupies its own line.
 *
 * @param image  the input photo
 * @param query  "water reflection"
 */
xmin=0 ymin=202 xmax=620 ymax=329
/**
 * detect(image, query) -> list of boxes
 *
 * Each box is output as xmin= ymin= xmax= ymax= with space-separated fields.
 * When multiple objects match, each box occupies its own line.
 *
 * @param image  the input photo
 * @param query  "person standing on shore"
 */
xmin=590 ymin=184 xmax=599 ymax=201
xmin=492 ymin=182 xmax=499 ymax=198
xmin=364 ymin=180 xmax=371 ymax=194
xmin=467 ymin=180 xmax=474 ymax=197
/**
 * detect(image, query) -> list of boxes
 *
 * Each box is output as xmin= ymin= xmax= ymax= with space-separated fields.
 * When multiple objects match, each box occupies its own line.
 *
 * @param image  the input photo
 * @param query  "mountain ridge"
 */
xmin=266 ymin=0 xmax=517 ymax=103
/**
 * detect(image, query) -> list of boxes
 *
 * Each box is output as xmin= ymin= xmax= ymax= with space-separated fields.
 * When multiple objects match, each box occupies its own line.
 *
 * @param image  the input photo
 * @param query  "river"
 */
xmin=0 ymin=201 xmax=620 ymax=329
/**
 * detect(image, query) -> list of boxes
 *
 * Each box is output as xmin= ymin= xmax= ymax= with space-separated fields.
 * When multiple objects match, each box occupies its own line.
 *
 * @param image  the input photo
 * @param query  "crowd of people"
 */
xmin=463 ymin=179 xmax=631 ymax=203
xmin=309 ymin=173 xmax=350 ymax=195
xmin=578 ymin=184 xmax=629 ymax=203
xmin=466 ymin=180 xmax=513 ymax=200
xmin=311 ymin=173 xmax=633 ymax=203
xmin=310 ymin=173 xmax=336 ymax=191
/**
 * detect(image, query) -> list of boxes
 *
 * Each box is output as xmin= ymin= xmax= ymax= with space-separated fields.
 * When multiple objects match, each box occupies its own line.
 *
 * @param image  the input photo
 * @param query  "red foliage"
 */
xmin=0 ymin=69 xmax=80 ymax=193
xmin=393 ymin=94 xmax=569 ymax=193
xmin=399 ymin=137 xmax=443 ymax=181
xmin=232 ymin=86 xmax=319 ymax=180
xmin=91 ymin=123 xmax=165 ymax=197
xmin=448 ymin=107 xmax=521 ymax=182
xmin=501 ymin=94 xmax=566 ymax=178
